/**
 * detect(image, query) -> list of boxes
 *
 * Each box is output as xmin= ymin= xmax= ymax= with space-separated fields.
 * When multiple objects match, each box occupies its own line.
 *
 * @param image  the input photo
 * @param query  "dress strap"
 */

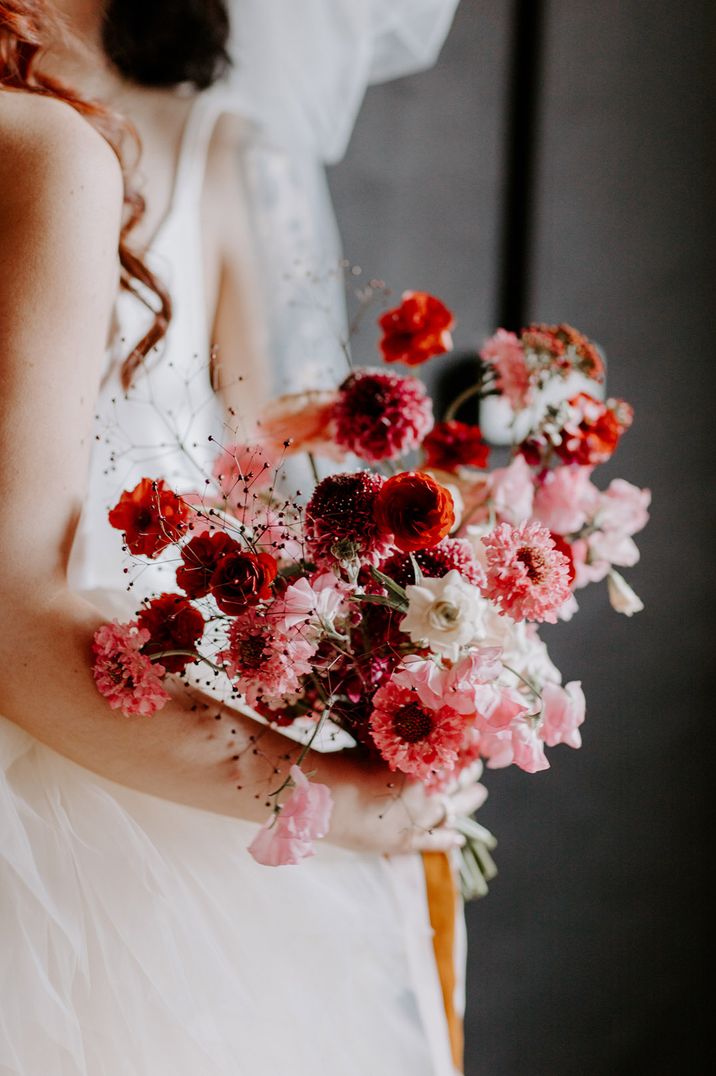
xmin=168 ymin=92 xmax=227 ymax=215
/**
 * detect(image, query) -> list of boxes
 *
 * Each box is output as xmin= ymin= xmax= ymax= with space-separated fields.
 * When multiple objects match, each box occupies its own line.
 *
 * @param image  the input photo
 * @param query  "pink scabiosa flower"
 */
xmin=92 ymin=621 xmax=170 ymax=717
xmin=249 ymin=766 xmax=334 ymax=866
xmin=304 ymin=471 xmax=394 ymax=568
xmin=332 ymin=368 xmax=434 ymax=463
xmin=218 ymin=610 xmax=315 ymax=709
xmin=480 ymin=328 xmax=532 ymax=409
xmin=539 ymin=681 xmax=585 ymax=749
xmin=379 ymin=536 xmax=485 ymax=589
xmin=481 ymin=520 xmax=572 ymax=623
xmin=369 ymin=678 xmax=466 ymax=780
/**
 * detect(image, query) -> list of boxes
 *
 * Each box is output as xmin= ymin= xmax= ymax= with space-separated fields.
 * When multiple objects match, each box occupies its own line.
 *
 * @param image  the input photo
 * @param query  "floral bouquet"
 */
xmin=92 ymin=289 xmax=649 ymax=897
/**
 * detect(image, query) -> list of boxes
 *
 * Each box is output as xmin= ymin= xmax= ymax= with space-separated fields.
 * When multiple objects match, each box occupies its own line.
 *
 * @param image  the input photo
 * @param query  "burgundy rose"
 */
xmin=137 ymin=593 xmax=205 ymax=673
xmin=176 ymin=531 xmax=240 ymax=599
xmin=210 ymin=550 xmax=278 ymax=614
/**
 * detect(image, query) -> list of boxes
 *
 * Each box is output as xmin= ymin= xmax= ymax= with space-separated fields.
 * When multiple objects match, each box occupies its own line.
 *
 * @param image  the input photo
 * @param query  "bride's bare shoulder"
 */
xmin=0 ymin=91 xmax=122 ymax=221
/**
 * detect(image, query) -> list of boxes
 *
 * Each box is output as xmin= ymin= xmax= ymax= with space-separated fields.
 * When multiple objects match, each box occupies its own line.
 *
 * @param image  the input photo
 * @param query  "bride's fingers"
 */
xmin=447 ymin=783 xmax=488 ymax=818
xmin=408 ymin=827 xmax=466 ymax=854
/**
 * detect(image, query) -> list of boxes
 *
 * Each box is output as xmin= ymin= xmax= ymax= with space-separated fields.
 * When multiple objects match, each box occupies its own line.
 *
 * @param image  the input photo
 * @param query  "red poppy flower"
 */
xmin=108 ymin=478 xmax=190 ymax=558
xmin=176 ymin=531 xmax=241 ymax=599
xmin=137 ymin=593 xmax=205 ymax=673
xmin=378 ymin=291 xmax=454 ymax=367
xmin=422 ymin=420 xmax=489 ymax=472
xmin=210 ymin=550 xmax=278 ymax=615
xmin=373 ymin=471 xmax=455 ymax=553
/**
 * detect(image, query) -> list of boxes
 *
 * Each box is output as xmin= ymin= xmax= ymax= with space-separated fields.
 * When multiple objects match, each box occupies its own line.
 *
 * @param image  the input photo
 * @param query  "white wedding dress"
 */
xmin=0 ymin=4 xmax=464 ymax=1073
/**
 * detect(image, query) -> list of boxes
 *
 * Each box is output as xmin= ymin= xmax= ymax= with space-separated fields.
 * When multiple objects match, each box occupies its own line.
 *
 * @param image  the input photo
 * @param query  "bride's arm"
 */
xmin=0 ymin=97 xmax=471 ymax=851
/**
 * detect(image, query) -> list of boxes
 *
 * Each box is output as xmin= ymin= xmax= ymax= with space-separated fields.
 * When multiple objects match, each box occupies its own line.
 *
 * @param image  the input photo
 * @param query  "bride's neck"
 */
xmin=41 ymin=0 xmax=124 ymax=101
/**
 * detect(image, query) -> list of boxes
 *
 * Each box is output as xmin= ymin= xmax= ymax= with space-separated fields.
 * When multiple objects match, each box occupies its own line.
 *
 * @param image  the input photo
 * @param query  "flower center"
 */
xmin=135 ymin=509 xmax=154 ymax=530
xmin=516 ymin=545 xmax=548 ymax=583
xmin=428 ymin=599 xmax=460 ymax=631
xmin=238 ymin=635 xmax=267 ymax=669
xmin=393 ymin=702 xmax=434 ymax=743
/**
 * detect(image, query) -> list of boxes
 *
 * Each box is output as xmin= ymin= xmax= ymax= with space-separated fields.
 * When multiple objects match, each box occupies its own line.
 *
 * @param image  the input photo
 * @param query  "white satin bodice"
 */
xmin=67 ymin=95 xmax=226 ymax=597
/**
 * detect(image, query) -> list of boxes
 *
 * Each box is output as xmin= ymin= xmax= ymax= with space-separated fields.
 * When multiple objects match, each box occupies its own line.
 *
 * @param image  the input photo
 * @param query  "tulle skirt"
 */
xmin=0 ymin=602 xmax=460 ymax=1075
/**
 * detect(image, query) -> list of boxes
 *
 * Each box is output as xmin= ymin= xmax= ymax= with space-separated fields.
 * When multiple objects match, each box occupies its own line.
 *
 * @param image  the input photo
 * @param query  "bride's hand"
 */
xmin=318 ymin=754 xmax=485 ymax=856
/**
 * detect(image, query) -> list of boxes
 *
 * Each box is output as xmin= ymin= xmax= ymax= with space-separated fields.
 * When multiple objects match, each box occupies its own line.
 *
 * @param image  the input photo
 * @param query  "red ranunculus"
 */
xmin=373 ymin=471 xmax=455 ymax=553
xmin=137 ymin=593 xmax=205 ymax=673
xmin=422 ymin=420 xmax=489 ymax=471
xmin=176 ymin=531 xmax=241 ymax=599
xmin=210 ymin=550 xmax=278 ymax=615
xmin=378 ymin=291 xmax=454 ymax=367
xmin=108 ymin=478 xmax=190 ymax=558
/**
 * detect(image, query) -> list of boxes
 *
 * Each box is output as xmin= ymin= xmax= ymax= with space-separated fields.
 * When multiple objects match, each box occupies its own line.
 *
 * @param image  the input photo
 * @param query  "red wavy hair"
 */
xmin=0 ymin=0 xmax=171 ymax=389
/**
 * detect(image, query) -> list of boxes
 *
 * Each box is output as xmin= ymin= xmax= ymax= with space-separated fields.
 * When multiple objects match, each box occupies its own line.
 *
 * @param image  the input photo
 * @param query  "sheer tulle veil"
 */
xmin=220 ymin=0 xmax=460 ymax=393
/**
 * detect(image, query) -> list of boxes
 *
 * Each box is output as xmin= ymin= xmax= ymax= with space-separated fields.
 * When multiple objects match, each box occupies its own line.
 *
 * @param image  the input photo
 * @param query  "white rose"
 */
xmin=401 ymin=570 xmax=485 ymax=661
xmin=607 ymin=570 xmax=644 ymax=616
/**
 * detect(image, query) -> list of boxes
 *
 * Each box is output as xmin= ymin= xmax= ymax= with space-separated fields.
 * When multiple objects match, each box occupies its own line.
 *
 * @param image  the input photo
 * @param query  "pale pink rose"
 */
xmin=489 ymin=455 xmax=535 ymax=524
xmin=596 ymin=479 xmax=651 ymax=536
xmin=480 ymin=329 xmax=533 ymax=409
xmin=533 ymin=465 xmax=600 ymax=535
xmin=539 ymin=681 xmax=585 ymax=749
xmin=258 ymin=390 xmax=345 ymax=460
xmin=248 ymin=767 xmax=333 ymax=866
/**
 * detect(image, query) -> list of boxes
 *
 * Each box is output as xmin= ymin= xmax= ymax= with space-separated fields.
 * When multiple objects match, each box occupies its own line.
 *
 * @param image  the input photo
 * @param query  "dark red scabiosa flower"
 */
xmin=108 ymin=478 xmax=190 ymax=558
xmin=378 ymin=291 xmax=454 ymax=367
xmin=422 ymin=420 xmax=489 ymax=472
xmin=210 ymin=550 xmax=278 ymax=615
xmin=137 ymin=593 xmax=205 ymax=673
xmin=373 ymin=471 xmax=455 ymax=553
xmin=332 ymin=368 xmax=433 ymax=463
xmin=379 ymin=536 xmax=485 ymax=589
xmin=556 ymin=394 xmax=633 ymax=466
xmin=304 ymin=471 xmax=394 ymax=567
xmin=176 ymin=531 xmax=240 ymax=599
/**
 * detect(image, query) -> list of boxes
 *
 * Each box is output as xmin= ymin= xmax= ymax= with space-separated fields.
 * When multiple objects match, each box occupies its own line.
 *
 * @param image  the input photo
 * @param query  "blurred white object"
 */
xmin=480 ymin=365 xmax=607 ymax=445
xmin=220 ymin=0 xmax=460 ymax=395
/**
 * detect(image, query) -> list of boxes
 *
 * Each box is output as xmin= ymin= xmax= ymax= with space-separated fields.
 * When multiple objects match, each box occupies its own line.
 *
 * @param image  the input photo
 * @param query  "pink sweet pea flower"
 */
xmin=596 ymin=479 xmax=651 ymax=536
xmin=391 ymin=656 xmax=449 ymax=710
xmin=533 ymin=465 xmax=600 ymax=535
xmin=277 ymin=574 xmax=346 ymax=634
xmin=480 ymin=719 xmax=550 ymax=773
xmin=539 ymin=681 xmax=586 ymax=749
xmin=248 ymin=767 xmax=334 ymax=866
xmin=489 ymin=455 xmax=535 ymax=524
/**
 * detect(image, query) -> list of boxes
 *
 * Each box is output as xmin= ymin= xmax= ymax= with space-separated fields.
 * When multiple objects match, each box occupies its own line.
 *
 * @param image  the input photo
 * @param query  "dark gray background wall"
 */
xmin=329 ymin=3 xmax=713 ymax=1073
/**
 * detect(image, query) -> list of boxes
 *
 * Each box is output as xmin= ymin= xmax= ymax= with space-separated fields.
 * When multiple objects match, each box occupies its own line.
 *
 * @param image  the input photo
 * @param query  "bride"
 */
xmin=0 ymin=1 xmax=477 ymax=1073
